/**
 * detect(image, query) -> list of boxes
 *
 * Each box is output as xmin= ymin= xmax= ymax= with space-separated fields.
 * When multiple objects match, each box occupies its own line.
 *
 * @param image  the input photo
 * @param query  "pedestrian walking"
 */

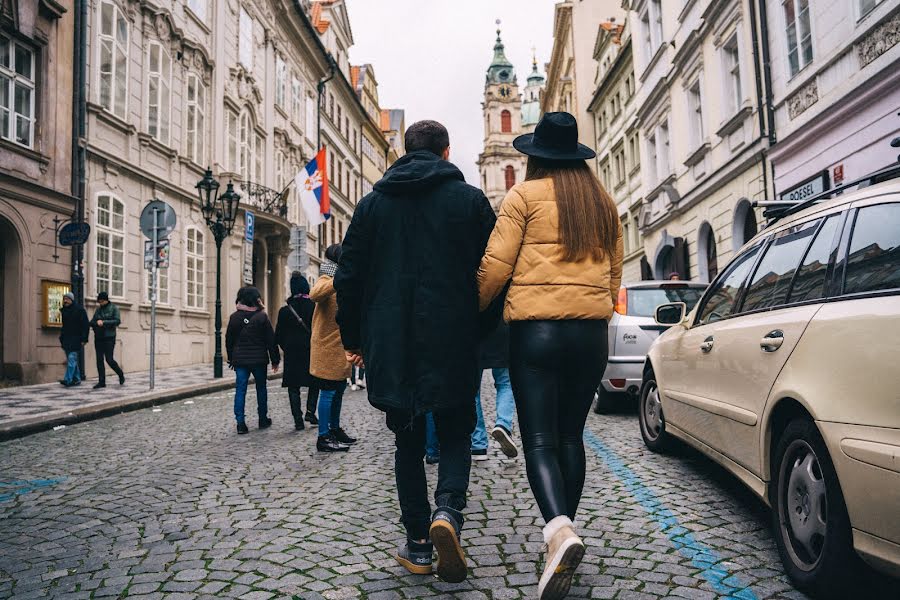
xmin=89 ymin=291 xmax=125 ymax=389
xmin=275 ymin=272 xmax=318 ymax=431
xmin=471 ymin=320 xmax=517 ymax=460
xmin=225 ymin=286 xmax=280 ymax=435
xmin=58 ymin=292 xmax=89 ymax=387
xmin=477 ymin=112 xmax=623 ymax=600
xmin=310 ymin=245 xmax=356 ymax=452
xmin=334 ymin=120 xmax=498 ymax=582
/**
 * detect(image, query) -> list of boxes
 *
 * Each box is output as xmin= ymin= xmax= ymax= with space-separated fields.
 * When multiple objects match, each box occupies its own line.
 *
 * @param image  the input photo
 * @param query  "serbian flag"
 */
xmin=297 ymin=147 xmax=330 ymax=226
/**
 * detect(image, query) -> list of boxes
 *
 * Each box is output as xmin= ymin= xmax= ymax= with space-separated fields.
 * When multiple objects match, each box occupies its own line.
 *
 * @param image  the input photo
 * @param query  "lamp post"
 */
xmin=195 ymin=168 xmax=240 ymax=378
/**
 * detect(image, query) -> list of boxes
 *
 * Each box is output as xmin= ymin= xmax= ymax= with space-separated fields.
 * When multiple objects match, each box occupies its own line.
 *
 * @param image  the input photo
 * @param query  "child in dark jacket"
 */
xmin=225 ymin=286 xmax=280 ymax=434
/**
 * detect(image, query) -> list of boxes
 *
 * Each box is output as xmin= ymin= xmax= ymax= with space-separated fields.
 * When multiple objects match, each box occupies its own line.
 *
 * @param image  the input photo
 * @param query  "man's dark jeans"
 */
xmin=94 ymin=337 xmax=123 ymax=385
xmin=387 ymin=403 xmax=476 ymax=541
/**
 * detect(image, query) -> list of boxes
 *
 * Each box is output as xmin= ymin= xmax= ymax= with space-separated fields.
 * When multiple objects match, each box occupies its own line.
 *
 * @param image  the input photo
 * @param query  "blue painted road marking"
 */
xmin=0 ymin=477 xmax=67 ymax=503
xmin=583 ymin=430 xmax=759 ymax=600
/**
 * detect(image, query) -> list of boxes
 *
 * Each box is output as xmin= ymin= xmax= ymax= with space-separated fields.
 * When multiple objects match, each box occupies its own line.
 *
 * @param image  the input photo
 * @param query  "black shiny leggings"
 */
xmin=510 ymin=320 xmax=608 ymax=522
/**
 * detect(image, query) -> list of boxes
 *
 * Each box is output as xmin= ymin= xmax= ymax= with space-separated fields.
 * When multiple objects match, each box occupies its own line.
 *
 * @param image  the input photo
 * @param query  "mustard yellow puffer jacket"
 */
xmin=477 ymin=178 xmax=624 ymax=321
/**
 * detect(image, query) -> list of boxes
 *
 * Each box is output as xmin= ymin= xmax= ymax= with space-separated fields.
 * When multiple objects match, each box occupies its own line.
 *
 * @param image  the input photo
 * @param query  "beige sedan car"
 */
xmin=640 ymin=175 xmax=900 ymax=597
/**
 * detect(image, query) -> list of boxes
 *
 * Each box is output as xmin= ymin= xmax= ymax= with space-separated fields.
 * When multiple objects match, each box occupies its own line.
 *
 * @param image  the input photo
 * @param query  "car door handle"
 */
xmin=700 ymin=336 xmax=714 ymax=353
xmin=760 ymin=330 xmax=785 ymax=352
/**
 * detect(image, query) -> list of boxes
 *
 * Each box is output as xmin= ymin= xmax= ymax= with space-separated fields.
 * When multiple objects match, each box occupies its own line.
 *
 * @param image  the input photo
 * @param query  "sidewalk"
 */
xmin=0 ymin=365 xmax=279 ymax=441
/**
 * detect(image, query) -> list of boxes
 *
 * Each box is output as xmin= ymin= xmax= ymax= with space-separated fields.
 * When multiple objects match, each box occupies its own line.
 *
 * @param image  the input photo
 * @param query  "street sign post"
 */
xmin=140 ymin=199 xmax=176 ymax=391
xmin=242 ymin=211 xmax=255 ymax=285
xmin=144 ymin=239 xmax=170 ymax=269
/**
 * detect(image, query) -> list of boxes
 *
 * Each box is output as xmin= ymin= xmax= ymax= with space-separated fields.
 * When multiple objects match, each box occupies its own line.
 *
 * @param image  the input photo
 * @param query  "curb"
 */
xmin=0 ymin=373 xmax=282 ymax=443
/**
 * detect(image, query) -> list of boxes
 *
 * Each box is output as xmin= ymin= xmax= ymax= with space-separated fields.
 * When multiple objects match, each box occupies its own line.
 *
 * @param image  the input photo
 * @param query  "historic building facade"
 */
xmin=588 ymin=15 xmax=646 ymax=284
xmin=629 ymin=0 xmax=769 ymax=281
xmin=352 ymin=63 xmax=390 ymax=198
xmin=477 ymin=28 xmax=544 ymax=211
xmin=0 ymin=0 xmax=75 ymax=383
xmin=765 ymin=0 xmax=900 ymax=199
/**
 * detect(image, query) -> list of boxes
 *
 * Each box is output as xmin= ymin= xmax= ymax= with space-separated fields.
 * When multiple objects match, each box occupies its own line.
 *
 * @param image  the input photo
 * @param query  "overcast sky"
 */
xmin=345 ymin=0 xmax=559 ymax=185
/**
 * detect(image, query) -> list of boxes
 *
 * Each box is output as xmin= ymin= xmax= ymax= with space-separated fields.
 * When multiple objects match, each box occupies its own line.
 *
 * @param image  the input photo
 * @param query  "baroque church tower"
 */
xmin=477 ymin=26 xmax=543 ymax=212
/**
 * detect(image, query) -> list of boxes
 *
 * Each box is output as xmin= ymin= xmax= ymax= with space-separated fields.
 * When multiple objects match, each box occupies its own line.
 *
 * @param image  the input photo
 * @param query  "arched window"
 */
xmin=501 ymin=110 xmax=512 ymax=133
xmin=697 ymin=222 xmax=718 ymax=283
xmin=185 ymin=228 xmax=205 ymax=309
xmin=239 ymin=110 xmax=253 ymax=181
xmin=732 ymin=199 xmax=759 ymax=252
xmin=95 ymin=194 xmax=125 ymax=298
xmin=504 ymin=165 xmax=516 ymax=191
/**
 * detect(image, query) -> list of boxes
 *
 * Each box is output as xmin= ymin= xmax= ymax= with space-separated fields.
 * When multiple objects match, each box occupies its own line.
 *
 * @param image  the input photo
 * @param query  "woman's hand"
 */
xmin=345 ymin=351 xmax=364 ymax=368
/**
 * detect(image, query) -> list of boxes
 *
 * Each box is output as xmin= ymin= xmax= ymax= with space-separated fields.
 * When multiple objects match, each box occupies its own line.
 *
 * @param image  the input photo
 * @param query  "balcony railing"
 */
xmin=238 ymin=180 xmax=289 ymax=219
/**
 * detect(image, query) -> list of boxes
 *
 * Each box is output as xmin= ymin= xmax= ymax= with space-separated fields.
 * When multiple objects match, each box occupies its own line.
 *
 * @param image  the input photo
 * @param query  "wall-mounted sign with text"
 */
xmin=779 ymin=170 xmax=830 ymax=204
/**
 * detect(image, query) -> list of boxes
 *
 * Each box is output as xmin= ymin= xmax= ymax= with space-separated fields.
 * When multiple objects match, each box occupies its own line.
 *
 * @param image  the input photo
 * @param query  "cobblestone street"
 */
xmin=0 ymin=379 xmax=820 ymax=600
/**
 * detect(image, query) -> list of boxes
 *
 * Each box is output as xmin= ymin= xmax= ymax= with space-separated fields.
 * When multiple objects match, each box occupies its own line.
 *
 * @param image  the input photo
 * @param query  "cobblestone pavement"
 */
xmin=0 ymin=376 xmax=867 ymax=599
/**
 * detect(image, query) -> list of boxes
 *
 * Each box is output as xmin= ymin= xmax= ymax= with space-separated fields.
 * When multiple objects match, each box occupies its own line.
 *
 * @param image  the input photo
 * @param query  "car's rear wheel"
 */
xmin=771 ymin=418 xmax=860 ymax=598
xmin=593 ymin=385 xmax=617 ymax=414
xmin=638 ymin=374 xmax=670 ymax=452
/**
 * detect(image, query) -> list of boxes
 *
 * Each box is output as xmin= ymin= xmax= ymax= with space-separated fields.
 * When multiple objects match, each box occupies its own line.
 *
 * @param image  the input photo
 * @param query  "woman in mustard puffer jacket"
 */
xmin=477 ymin=112 xmax=623 ymax=600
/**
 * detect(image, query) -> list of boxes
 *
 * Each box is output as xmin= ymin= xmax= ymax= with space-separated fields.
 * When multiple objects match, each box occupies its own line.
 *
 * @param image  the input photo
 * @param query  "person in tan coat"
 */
xmin=310 ymin=244 xmax=355 ymax=452
xmin=477 ymin=112 xmax=623 ymax=600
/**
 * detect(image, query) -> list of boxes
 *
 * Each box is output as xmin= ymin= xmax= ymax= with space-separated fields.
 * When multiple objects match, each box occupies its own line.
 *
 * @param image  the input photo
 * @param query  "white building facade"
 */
xmin=629 ymin=0 xmax=769 ymax=282
xmin=80 ymin=0 xmax=377 ymax=377
xmin=765 ymin=0 xmax=900 ymax=200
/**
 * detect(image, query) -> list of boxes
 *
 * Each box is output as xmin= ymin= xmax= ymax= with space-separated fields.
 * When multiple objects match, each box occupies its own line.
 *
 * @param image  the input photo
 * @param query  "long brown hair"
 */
xmin=525 ymin=156 xmax=618 ymax=262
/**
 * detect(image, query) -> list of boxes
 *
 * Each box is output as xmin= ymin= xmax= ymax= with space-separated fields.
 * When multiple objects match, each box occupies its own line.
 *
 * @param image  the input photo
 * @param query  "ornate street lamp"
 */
xmin=196 ymin=168 xmax=240 ymax=378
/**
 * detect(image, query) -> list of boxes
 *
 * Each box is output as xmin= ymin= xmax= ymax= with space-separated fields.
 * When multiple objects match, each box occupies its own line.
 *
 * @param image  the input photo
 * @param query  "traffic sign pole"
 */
xmin=149 ymin=207 xmax=158 ymax=391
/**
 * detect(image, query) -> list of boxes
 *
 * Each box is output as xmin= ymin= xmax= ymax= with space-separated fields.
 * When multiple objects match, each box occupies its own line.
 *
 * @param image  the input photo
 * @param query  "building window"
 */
xmin=255 ymin=133 xmax=263 ymax=182
xmin=641 ymin=10 xmax=653 ymax=62
xmin=504 ymin=165 xmax=516 ymax=190
xmin=186 ymin=228 xmax=205 ymax=309
xmin=646 ymin=134 xmax=658 ymax=186
xmin=187 ymin=0 xmax=207 ymax=21
xmin=292 ymin=76 xmax=302 ymax=124
xmin=227 ymin=109 xmax=238 ymax=172
xmin=859 ymin=0 xmax=883 ymax=17
xmin=723 ymin=34 xmax=742 ymax=114
xmin=651 ymin=0 xmax=663 ymax=49
xmin=0 ymin=35 xmax=35 ymax=147
xmin=147 ymin=41 xmax=171 ymax=144
xmin=185 ymin=74 xmax=205 ymax=165
xmin=275 ymin=55 xmax=286 ymax=108
xmin=783 ymin=0 xmax=813 ymax=77
xmin=305 ymin=94 xmax=316 ymax=140
xmin=688 ymin=79 xmax=703 ymax=150
xmin=97 ymin=1 xmax=129 ymax=119
xmin=239 ymin=110 xmax=258 ymax=182
xmin=628 ymin=135 xmax=640 ymax=172
xmin=622 ymin=215 xmax=632 ymax=255
xmin=658 ymin=120 xmax=670 ymax=181
xmin=239 ymin=7 xmax=253 ymax=69
xmin=501 ymin=110 xmax=512 ymax=133
xmin=95 ymin=194 xmax=125 ymax=298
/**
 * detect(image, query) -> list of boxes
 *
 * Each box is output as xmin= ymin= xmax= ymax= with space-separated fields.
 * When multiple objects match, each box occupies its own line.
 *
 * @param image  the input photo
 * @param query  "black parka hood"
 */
xmin=374 ymin=150 xmax=465 ymax=194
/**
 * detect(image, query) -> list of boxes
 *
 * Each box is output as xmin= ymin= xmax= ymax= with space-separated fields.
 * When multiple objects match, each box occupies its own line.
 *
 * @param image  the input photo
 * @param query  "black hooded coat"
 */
xmin=334 ymin=150 xmax=499 ymax=415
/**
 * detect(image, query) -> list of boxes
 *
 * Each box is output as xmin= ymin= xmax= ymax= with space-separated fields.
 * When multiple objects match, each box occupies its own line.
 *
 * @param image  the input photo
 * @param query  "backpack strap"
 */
xmin=286 ymin=303 xmax=311 ymax=334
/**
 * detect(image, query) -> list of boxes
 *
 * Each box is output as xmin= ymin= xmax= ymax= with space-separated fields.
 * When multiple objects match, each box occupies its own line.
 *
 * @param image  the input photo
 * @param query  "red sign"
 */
xmin=833 ymin=164 xmax=844 ymax=185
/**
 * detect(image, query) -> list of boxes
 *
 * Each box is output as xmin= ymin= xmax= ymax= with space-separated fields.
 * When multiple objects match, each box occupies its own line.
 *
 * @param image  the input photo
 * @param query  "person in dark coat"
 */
xmin=59 ymin=292 xmax=89 ymax=387
xmin=471 ymin=320 xmax=517 ymax=460
xmin=225 ymin=286 xmax=280 ymax=435
xmin=276 ymin=272 xmax=318 ymax=431
xmin=334 ymin=120 xmax=498 ymax=582
xmin=89 ymin=291 xmax=124 ymax=389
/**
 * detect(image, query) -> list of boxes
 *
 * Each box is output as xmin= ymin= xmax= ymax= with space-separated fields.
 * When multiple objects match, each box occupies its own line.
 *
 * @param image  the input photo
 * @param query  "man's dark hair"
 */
xmin=404 ymin=120 xmax=450 ymax=156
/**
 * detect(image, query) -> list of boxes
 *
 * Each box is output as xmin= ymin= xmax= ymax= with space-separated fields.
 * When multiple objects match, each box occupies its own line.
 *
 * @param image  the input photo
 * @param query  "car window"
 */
xmin=696 ymin=244 xmax=761 ymax=326
xmin=788 ymin=215 xmax=840 ymax=303
xmin=742 ymin=220 xmax=819 ymax=312
xmin=844 ymin=203 xmax=900 ymax=294
xmin=628 ymin=287 xmax=704 ymax=317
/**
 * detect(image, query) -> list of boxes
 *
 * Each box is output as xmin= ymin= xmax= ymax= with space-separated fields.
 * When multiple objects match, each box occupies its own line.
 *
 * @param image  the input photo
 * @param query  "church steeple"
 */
xmin=486 ymin=21 xmax=516 ymax=85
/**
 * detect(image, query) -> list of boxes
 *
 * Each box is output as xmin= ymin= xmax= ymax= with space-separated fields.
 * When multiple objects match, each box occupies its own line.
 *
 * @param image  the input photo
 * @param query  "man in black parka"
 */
xmin=334 ymin=120 xmax=497 ymax=582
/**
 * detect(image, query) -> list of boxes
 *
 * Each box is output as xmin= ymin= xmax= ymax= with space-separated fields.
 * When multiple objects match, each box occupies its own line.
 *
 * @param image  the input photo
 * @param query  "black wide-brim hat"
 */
xmin=513 ymin=111 xmax=596 ymax=161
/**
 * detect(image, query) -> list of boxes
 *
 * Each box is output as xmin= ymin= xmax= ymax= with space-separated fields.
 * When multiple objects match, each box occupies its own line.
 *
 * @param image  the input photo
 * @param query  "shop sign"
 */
xmin=779 ymin=171 xmax=830 ymax=203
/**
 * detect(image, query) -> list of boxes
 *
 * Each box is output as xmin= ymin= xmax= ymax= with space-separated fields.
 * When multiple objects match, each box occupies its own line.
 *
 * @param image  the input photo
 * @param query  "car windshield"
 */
xmin=628 ymin=287 xmax=704 ymax=317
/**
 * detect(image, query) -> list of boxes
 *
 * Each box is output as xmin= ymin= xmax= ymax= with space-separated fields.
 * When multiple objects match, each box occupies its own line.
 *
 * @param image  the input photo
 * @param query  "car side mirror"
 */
xmin=655 ymin=302 xmax=687 ymax=326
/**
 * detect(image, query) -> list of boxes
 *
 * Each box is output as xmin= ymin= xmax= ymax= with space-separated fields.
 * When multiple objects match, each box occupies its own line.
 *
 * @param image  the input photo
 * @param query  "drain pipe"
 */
xmin=71 ymin=0 xmax=88 ymax=377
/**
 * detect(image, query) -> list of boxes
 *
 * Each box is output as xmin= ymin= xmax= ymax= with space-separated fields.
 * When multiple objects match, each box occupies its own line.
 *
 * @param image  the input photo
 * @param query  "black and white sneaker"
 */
xmin=491 ymin=425 xmax=518 ymax=458
xmin=430 ymin=508 xmax=467 ymax=583
xmin=396 ymin=539 xmax=433 ymax=575
xmin=471 ymin=448 xmax=488 ymax=462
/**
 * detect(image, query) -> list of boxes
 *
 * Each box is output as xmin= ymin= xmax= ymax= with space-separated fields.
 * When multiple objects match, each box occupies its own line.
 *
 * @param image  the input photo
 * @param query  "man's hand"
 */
xmin=272 ymin=364 xmax=280 ymax=373
xmin=345 ymin=350 xmax=364 ymax=368
xmin=96 ymin=320 xmax=104 ymax=327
